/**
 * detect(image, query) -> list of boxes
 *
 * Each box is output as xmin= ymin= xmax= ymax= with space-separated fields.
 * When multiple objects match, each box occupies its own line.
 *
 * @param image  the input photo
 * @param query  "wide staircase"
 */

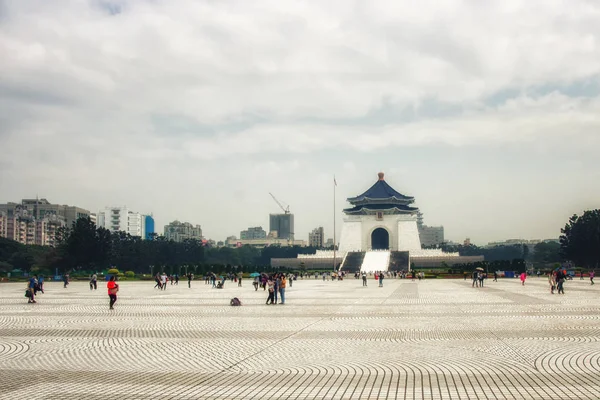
xmin=360 ymin=251 xmax=391 ymax=273
xmin=388 ymin=251 xmax=410 ymax=271
xmin=341 ymin=252 xmax=366 ymax=272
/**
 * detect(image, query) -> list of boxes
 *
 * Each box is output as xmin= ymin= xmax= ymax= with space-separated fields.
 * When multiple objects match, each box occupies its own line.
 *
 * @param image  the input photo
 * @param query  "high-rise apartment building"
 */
xmin=308 ymin=226 xmax=325 ymax=248
xmin=0 ymin=209 xmax=66 ymax=246
xmin=269 ymin=214 xmax=294 ymax=241
xmin=0 ymin=198 xmax=90 ymax=228
xmin=240 ymin=226 xmax=266 ymax=240
xmin=163 ymin=220 xmax=203 ymax=242
xmin=97 ymin=206 xmax=153 ymax=238
xmin=0 ymin=212 xmax=6 ymax=238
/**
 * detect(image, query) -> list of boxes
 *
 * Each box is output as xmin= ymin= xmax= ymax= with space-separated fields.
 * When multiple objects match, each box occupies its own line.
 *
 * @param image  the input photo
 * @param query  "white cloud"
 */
xmin=1 ymin=0 xmax=599 ymax=243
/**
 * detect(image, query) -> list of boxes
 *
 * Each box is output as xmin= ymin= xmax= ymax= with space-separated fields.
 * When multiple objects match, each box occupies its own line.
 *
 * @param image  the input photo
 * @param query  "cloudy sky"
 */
xmin=1 ymin=0 xmax=599 ymax=245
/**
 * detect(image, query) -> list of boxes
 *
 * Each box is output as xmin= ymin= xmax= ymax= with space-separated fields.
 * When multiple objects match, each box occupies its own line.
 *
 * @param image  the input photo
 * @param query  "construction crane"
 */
xmin=269 ymin=192 xmax=290 ymax=214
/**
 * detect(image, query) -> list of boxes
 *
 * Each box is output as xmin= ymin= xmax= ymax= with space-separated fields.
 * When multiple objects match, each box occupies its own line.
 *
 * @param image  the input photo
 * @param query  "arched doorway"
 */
xmin=371 ymin=228 xmax=389 ymax=250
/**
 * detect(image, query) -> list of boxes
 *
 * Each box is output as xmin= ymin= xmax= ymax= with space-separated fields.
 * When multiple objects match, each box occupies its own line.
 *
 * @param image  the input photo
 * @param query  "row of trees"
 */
xmin=0 ymin=217 xmax=324 ymax=275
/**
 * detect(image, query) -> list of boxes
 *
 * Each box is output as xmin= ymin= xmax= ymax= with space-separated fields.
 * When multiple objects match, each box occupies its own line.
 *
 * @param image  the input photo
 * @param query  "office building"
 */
xmin=417 ymin=212 xmax=445 ymax=247
xmin=164 ymin=220 xmax=203 ymax=242
xmin=269 ymin=213 xmax=294 ymax=240
xmin=308 ymin=226 xmax=325 ymax=248
xmin=143 ymin=215 xmax=155 ymax=240
xmin=240 ymin=226 xmax=267 ymax=240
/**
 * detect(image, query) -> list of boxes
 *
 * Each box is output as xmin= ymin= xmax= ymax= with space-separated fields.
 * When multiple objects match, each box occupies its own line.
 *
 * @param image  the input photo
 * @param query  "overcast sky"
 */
xmin=1 ymin=0 xmax=599 ymax=245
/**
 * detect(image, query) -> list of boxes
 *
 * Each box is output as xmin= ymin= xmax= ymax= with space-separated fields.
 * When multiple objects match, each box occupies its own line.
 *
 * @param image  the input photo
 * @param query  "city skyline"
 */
xmin=1 ymin=1 xmax=599 ymax=245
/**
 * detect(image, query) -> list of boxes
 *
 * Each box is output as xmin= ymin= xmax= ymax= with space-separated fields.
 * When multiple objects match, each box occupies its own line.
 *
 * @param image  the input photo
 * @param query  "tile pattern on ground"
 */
xmin=1 ymin=277 xmax=599 ymax=399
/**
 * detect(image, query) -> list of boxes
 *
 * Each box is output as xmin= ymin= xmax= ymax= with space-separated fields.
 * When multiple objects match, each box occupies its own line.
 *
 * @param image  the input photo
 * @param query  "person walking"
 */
xmin=253 ymin=276 xmax=259 ymax=291
xmin=548 ymin=272 xmax=556 ymax=294
xmin=90 ymin=273 xmax=98 ymax=290
xmin=362 ymin=272 xmax=367 ymax=287
xmin=174 ymin=274 xmax=179 ymax=285
xmin=37 ymin=275 xmax=45 ymax=294
xmin=238 ymin=273 xmax=242 ymax=287
xmin=557 ymin=272 xmax=565 ymax=294
xmin=520 ymin=272 xmax=527 ymax=286
xmin=472 ymin=270 xmax=478 ymax=288
xmin=154 ymin=273 xmax=162 ymax=289
xmin=160 ymin=272 xmax=167 ymax=290
xmin=27 ymin=275 xmax=38 ymax=303
xmin=493 ymin=271 xmax=498 ymax=282
xmin=378 ymin=272 xmax=384 ymax=288
xmin=590 ymin=270 xmax=595 ymax=285
xmin=266 ymin=278 xmax=275 ymax=305
xmin=273 ymin=275 xmax=280 ymax=304
xmin=188 ymin=273 xmax=193 ymax=288
xmin=63 ymin=273 xmax=69 ymax=289
xmin=279 ymin=274 xmax=287 ymax=304
xmin=107 ymin=276 xmax=119 ymax=310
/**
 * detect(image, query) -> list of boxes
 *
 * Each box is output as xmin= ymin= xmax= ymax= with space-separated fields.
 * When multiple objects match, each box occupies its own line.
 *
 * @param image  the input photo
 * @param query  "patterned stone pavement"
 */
xmin=0 ymin=276 xmax=599 ymax=399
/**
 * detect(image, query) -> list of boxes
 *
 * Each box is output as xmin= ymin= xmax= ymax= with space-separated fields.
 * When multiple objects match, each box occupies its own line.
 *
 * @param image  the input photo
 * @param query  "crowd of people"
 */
xmin=23 ymin=266 xmax=598 ymax=309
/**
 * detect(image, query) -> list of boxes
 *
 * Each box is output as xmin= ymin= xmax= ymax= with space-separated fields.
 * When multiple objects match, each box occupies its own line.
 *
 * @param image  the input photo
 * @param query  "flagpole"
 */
xmin=333 ymin=175 xmax=336 ymax=271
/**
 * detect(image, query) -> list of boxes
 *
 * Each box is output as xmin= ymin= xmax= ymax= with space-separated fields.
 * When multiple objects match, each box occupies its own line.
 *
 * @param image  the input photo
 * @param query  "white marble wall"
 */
xmin=338 ymin=220 xmax=362 ymax=253
xmin=397 ymin=220 xmax=422 ymax=251
xmin=339 ymin=214 xmax=421 ymax=252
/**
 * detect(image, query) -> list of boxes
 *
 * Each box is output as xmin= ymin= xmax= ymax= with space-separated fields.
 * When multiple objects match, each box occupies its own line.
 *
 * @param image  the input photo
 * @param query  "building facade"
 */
xmin=416 ymin=212 xmax=445 ymax=247
xmin=226 ymin=237 xmax=307 ymax=248
xmin=240 ymin=226 xmax=267 ymax=240
xmin=308 ymin=227 xmax=325 ymax=248
xmin=163 ymin=220 xmax=203 ymax=242
xmin=269 ymin=214 xmax=294 ymax=240
xmin=419 ymin=226 xmax=445 ymax=247
xmin=97 ymin=207 xmax=153 ymax=238
xmin=339 ymin=172 xmax=422 ymax=253
xmin=0 ymin=208 xmax=66 ymax=246
xmin=144 ymin=215 xmax=155 ymax=240
xmin=0 ymin=198 xmax=90 ymax=228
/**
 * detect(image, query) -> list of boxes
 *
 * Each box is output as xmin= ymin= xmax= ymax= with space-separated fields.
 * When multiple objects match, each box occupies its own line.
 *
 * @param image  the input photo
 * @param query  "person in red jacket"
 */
xmin=107 ymin=276 xmax=119 ymax=310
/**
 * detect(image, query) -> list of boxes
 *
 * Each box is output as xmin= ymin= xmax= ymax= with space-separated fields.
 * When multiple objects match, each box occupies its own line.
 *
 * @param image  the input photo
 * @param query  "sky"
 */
xmin=1 ymin=0 xmax=599 ymax=245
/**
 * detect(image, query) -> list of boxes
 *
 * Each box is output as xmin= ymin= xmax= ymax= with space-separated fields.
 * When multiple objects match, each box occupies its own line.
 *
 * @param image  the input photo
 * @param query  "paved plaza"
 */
xmin=1 ymin=276 xmax=599 ymax=399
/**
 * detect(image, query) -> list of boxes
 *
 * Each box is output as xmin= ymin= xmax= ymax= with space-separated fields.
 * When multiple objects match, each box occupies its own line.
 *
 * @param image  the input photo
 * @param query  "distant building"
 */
xmin=464 ymin=238 xmax=472 ymax=246
xmin=240 ymin=226 xmax=266 ymax=240
xmin=143 ymin=215 xmax=155 ymax=240
xmin=97 ymin=206 xmax=151 ymax=238
xmin=163 ymin=220 xmax=203 ymax=242
xmin=419 ymin=226 xmax=444 ymax=247
xmin=269 ymin=213 xmax=294 ymax=240
xmin=325 ymin=238 xmax=334 ymax=248
xmin=0 ymin=212 xmax=6 ymax=238
xmin=226 ymin=237 xmax=307 ymax=248
xmin=0 ymin=208 xmax=65 ymax=246
xmin=308 ymin=227 xmax=325 ymax=248
xmin=417 ymin=212 xmax=444 ymax=247
xmin=0 ymin=198 xmax=90 ymax=228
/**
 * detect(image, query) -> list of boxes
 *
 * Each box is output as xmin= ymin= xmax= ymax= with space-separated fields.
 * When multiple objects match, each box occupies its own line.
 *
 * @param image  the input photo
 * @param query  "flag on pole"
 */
xmin=334 ymin=176 xmax=337 ymax=186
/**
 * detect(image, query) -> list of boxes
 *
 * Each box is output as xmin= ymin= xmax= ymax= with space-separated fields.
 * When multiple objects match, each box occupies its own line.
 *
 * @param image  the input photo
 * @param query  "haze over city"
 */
xmin=1 ymin=1 xmax=599 ymax=244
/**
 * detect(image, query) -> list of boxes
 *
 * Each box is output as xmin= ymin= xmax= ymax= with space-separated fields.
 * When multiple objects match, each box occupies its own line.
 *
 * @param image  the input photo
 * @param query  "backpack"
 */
xmin=230 ymin=297 xmax=241 ymax=306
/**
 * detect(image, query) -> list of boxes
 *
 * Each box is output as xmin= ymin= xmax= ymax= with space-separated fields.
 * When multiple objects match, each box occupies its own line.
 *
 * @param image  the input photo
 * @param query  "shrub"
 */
xmin=125 ymin=271 xmax=135 ymax=278
xmin=107 ymin=268 xmax=120 ymax=275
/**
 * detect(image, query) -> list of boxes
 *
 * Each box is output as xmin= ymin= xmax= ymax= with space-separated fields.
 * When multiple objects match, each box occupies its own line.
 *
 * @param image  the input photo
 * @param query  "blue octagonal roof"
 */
xmin=347 ymin=172 xmax=414 ymax=204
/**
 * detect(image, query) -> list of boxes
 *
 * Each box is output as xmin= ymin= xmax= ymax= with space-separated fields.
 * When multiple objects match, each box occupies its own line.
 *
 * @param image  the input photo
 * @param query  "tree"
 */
xmin=560 ymin=210 xmax=600 ymax=269
xmin=532 ymin=241 xmax=560 ymax=265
